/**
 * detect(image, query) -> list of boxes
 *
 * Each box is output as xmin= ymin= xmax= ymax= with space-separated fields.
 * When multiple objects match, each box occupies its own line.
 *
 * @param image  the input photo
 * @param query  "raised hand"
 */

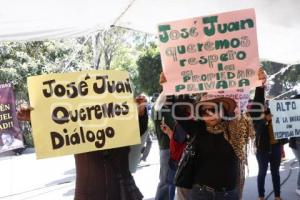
xmin=159 ymin=72 xmax=167 ymax=85
xmin=17 ymin=106 xmax=33 ymax=121
xmin=257 ymin=67 xmax=267 ymax=86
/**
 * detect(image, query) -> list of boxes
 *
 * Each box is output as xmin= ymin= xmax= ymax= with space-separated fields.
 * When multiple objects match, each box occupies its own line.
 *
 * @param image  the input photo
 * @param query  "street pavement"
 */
xmin=0 ymin=140 xmax=299 ymax=200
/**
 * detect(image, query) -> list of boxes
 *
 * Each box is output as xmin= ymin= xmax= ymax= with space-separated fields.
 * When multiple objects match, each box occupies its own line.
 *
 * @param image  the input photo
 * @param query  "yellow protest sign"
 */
xmin=27 ymin=70 xmax=140 ymax=159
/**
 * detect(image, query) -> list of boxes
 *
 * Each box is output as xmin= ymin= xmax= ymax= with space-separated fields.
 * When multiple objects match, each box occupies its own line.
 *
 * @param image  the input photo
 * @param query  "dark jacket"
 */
xmin=177 ymin=119 xmax=238 ymax=190
xmin=253 ymin=119 xmax=272 ymax=152
xmin=74 ymin=113 xmax=148 ymax=200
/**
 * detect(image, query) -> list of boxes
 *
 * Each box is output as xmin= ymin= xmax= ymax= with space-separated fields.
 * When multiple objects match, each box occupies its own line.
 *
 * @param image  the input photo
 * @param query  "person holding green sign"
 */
xmin=159 ymin=72 xmax=255 ymax=200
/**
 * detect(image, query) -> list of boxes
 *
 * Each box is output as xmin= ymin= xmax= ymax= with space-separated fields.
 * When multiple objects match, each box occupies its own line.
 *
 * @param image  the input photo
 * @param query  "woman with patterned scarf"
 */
xmin=159 ymin=72 xmax=258 ymax=200
xmin=177 ymin=96 xmax=254 ymax=200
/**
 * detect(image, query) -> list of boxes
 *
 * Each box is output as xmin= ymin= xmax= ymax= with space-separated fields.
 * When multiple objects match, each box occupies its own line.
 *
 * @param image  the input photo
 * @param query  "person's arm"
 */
xmin=249 ymin=87 xmax=265 ymax=119
xmin=249 ymin=67 xmax=266 ymax=119
xmin=17 ymin=107 xmax=32 ymax=121
xmin=160 ymin=122 xmax=173 ymax=139
xmin=138 ymin=107 xmax=148 ymax=135
xmin=253 ymin=86 xmax=265 ymax=105
xmin=158 ymin=71 xmax=199 ymax=137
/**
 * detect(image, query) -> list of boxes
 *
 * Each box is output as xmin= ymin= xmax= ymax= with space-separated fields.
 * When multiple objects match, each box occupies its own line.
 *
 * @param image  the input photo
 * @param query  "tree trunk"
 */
xmin=92 ymin=33 xmax=102 ymax=70
xmin=104 ymin=51 xmax=112 ymax=70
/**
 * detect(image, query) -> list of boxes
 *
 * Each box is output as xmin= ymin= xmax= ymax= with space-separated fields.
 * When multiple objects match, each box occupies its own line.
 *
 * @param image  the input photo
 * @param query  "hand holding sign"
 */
xmin=17 ymin=106 xmax=33 ymax=121
xmin=159 ymin=72 xmax=167 ymax=85
xmin=160 ymin=122 xmax=172 ymax=139
xmin=257 ymin=67 xmax=267 ymax=86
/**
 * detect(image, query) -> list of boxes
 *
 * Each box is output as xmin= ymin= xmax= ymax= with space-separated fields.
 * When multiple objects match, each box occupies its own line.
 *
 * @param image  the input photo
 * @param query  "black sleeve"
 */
xmin=138 ymin=108 xmax=148 ymax=136
xmin=173 ymin=123 xmax=188 ymax=143
xmin=176 ymin=119 xmax=203 ymax=138
xmin=249 ymin=87 xmax=265 ymax=119
xmin=253 ymin=86 xmax=265 ymax=105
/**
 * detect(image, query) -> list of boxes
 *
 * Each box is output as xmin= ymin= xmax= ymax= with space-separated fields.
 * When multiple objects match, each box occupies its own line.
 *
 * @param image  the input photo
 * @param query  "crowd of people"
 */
xmin=150 ymin=68 xmax=300 ymax=200
xmin=14 ymin=66 xmax=300 ymax=200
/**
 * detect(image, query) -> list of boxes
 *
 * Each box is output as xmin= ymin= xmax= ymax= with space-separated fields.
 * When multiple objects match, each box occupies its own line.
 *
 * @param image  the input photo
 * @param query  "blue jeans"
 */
xmin=292 ymin=138 xmax=300 ymax=189
xmin=155 ymin=149 xmax=170 ymax=200
xmin=167 ymin=160 xmax=177 ymax=200
xmin=188 ymin=185 xmax=238 ymax=200
xmin=256 ymin=143 xmax=281 ymax=197
xmin=169 ymin=184 xmax=176 ymax=200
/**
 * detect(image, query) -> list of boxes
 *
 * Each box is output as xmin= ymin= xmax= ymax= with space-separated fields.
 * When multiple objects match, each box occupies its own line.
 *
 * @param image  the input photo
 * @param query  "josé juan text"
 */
xmin=40 ymin=74 xmax=132 ymax=150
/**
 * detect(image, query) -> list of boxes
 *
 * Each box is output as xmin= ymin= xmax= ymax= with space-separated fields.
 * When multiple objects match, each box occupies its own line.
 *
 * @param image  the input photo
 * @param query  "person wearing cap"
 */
xmin=159 ymin=72 xmax=255 ymax=200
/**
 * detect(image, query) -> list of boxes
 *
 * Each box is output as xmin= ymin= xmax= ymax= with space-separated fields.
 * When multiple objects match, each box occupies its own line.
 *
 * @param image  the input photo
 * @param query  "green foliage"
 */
xmin=110 ymin=30 xmax=155 ymax=95
xmin=111 ymin=47 xmax=140 ymax=95
xmin=0 ymin=28 xmax=155 ymax=100
xmin=261 ymin=61 xmax=300 ymax=98
xmin=0 ymin=29 xmax=155 ymax=148
xmin=91 ymin=27 xmax=128 ymax=69
xmin=0 ymin=39 xmax=93 ymax=100
xmin=281 ymin=64 xmax=300 ymax=86
xmin=137 ymin=43 xmax=162 ymax=96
